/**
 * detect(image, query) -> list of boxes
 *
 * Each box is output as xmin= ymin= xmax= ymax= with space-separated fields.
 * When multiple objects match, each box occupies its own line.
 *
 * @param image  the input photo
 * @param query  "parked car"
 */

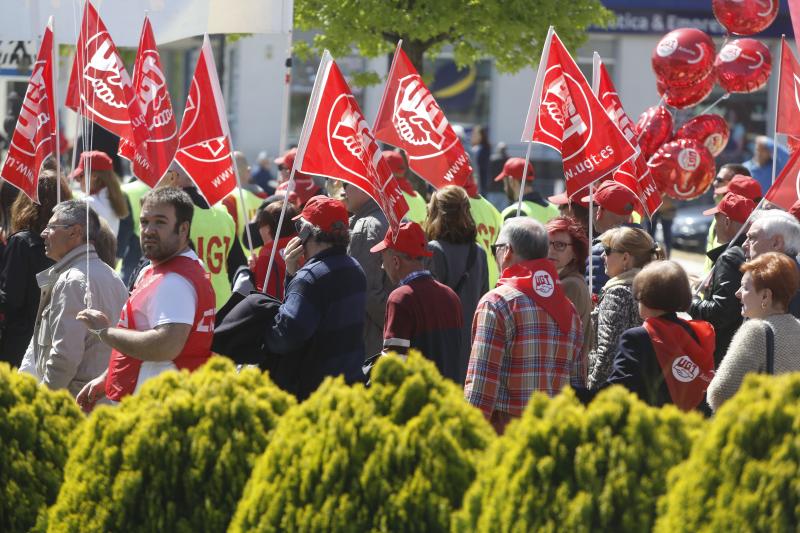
xmin=672 ymin=202 xmax=714 ymax=253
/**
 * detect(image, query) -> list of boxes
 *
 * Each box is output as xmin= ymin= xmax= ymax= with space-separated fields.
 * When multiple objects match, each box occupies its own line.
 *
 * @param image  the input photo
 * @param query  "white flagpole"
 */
xmin=772 ymin=35 xmax=785 ymax=186
xmin=262 ymin=50 xmax=333 ymax=292
xmin=515 ymin=143 xmax=533 ymax=217
xmin=588 ymin=182 xmax=594 ymax=297
xmin=51 ymin=17 xmax=62 ymax=203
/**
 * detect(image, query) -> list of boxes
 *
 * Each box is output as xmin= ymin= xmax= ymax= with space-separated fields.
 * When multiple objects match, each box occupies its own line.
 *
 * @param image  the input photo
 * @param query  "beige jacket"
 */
xmin=19 ymin=244 xmax=128 ymax=397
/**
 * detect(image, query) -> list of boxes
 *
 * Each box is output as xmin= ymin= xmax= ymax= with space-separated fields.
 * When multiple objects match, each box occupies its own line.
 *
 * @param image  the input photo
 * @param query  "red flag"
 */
xmin=776 ymin=37 xmax=800 ymax=137
xmin=593 ymin=53 xmax=662 ymax=216
xmin=1 ymin=19 xmax=56 ymax=202
xmin=765 ymin=148 xmax=800 ymax=210
xmin=295 ymin=52 xmax=408 ymax=234
xmin=790 ymin=0 xmax=800 ymax=51
xmin=372 ymin=43 xmax=471 ymax=188
xmin=523 ymin=28 xmax=636 ymax=198
xmin=118 ymin=16 xmax=178 ymax=187
xmin=65 ymin=2 xmax=147 ymax=150
xmin=173 ymin=35 xmax=236 ymax=206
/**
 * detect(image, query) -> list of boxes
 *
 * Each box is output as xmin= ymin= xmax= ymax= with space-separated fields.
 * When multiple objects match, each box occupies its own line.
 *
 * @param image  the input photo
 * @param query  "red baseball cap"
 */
xmin=714 ymin=174 xmax=762 ymax=201
xmin=69 ymin=150 xmax=113 ymax=179
xmin=703 ymin=192 xmax=756 ymax=223
xmin=382 ymin=150 xmax=407 ymax=176
xmin=292 ymin=196 xmax=348 ymax=232
xmin=274 ymin=148 xmax=297 ymax=169
xmin=370 ymin=221 xmax=433 ymax=257
xmin=494 ymin=157 xmax=535 ymax=182
xmin=580 ymin=180 xmax=638 ymax=216
xmin=548 ymin=191 xmax=589 ymax=209
xmin=790 ymin=200 xmax=800 ymax=222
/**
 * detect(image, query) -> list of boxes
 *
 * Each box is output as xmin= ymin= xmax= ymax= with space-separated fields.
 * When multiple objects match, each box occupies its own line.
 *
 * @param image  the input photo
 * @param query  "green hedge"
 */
xmin=454 ymin=386 xmax=702 ymax=532
xmin=656 ymin=373 xmax=800 ymax=532
xmin=230 ymin=351 xmax=494 ymax=532
xmin=0 ymin=363 xmax=82 ymax=533
xmin=45 ymin=357 xmax=294 ymax=533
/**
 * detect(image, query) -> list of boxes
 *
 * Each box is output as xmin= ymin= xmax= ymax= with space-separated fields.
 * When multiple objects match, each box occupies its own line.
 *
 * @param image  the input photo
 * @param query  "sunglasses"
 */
xmin=602 ymin=245 xmax=624 ymax=255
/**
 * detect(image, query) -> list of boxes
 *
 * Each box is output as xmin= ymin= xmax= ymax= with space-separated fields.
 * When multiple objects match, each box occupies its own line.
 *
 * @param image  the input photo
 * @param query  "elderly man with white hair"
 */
xmin=743 ymin=208 xmax=800 ymax=318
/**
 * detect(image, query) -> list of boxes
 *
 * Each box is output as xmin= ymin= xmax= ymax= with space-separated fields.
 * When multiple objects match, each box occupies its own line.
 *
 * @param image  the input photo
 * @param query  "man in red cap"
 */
xmin=371 ymin=221 xmax=463 ymax=381
xmin=262 ymin=196 xmax=366 ymax=398
xmin=715 ymin=173 xmax=763 ymax=203
xmin=496 ymin=157 xmax=558 ymax=224
xmin=704 ymin=164 xmax=753 ymax=272
xmin=382 ymin=150 xmax=427 ymax=224
xmin=581 ymin=179 xmax=640 ymax=295
xmin=689 ymin=192 xmax=756 ymax=366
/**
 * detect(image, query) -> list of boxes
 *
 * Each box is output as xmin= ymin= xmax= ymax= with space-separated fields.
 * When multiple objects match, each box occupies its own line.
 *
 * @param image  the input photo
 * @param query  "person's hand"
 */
xmin=283 ymin=236 xmax=305 ymax=276
xmin=76 ymin=373 xmax=107 ymax=414
xmin=76 ymin=308 xmax=111 ymax=331
xmin=248 ymin=252 xmax=258 ymax=271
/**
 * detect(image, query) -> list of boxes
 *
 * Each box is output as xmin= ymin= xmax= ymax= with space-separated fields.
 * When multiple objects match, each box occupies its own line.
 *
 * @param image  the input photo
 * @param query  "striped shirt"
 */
xmin=464 ymin=283 xmax=584 ymax=419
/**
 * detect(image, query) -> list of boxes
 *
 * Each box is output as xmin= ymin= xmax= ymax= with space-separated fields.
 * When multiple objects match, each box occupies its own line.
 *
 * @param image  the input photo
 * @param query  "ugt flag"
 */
xmin=294 ymin=51 xmax=408 ymax=235
xmin=523 ymin=27 xmax=636 ymax=198
xmin=373 ymin=42 xmax=472 ymax=189
xmin=593 ymin=52 xmax=662 ymax=216
xmin=174 ymin=35 xmax=236 ymax=207
xmin=776 ymin=37 xmax=800 ymax=137
xmin=765 ymin=148 xmax=800 ymax=210
xmin=118 ymin=15 xmax=178 ymax=187
xmin=1 ymin=18 xmax=56 ymax=202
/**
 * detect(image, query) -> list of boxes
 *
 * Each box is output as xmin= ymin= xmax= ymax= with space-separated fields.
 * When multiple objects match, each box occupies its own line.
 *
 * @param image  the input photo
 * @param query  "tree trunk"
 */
xmin=403 ymin=40 xmax=426 ymax=77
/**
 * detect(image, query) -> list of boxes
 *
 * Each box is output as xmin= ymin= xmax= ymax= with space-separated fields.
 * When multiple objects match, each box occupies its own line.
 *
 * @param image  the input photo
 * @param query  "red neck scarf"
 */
xmin=497 ymin=259 xmax=577 ymax=334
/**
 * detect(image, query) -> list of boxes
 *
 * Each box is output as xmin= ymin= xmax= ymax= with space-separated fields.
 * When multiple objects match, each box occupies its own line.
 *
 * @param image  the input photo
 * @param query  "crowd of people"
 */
xmin=3 ymin=143 xmax=800 ymax=435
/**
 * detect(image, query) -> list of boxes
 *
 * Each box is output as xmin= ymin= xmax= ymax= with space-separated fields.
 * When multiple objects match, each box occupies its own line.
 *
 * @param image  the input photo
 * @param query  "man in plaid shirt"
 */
xmin=465 ymin=217 xmax=585 ymax=433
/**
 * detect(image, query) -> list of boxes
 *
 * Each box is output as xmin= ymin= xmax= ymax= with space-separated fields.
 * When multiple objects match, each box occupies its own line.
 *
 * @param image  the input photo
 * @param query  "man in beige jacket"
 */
xmin=19 ymin=200 xmax=128 ymax=397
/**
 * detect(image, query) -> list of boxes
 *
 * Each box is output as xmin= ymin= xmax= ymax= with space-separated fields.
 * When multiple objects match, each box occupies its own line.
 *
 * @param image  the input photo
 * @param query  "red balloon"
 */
xmin=648 ymin=139 xmax=716 ymax=201
xmin=715 ymin=39 xmax=771 ymax=94
xmin=675 ymin=114 xmax=730 ymax=156
xmin=712 ymin=0 xmax=779 ymax=36
xmin=652 ymin=28 xmax=715 ymax=88
xmin=656 ymin=69 xmax=717 ymax=109
xmin=635 ymin=106 xmax=674 ymax=160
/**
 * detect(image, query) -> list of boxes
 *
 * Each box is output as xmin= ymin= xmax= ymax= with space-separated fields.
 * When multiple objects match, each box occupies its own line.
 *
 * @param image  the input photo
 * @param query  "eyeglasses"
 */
xmin=44 ymin=223 xmax=75 ymax=232
xmin=549 ymin=241 xmax=573 ymax=251
xmin=490 ymin=242 xmax=509 ymax=255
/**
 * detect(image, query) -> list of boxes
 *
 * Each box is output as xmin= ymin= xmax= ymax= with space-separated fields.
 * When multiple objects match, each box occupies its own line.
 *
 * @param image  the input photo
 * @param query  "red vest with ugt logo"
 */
xmin=105 ymin=255 xmax=216 ymax=402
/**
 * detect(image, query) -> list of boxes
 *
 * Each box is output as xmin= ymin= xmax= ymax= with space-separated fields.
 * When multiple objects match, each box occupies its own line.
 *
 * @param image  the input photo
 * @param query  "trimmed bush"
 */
xmin=0 ymin=363 xmax=82 ymax=533
xmin=454 ymin=386 xmax=703 ymax=532
xmin=230 ymin=351 xmax=494 ymax=532
xmin=656 ymin=373 xmax=800 ymax=532
xmin=46 ymin=357 xmax=294 ymax=532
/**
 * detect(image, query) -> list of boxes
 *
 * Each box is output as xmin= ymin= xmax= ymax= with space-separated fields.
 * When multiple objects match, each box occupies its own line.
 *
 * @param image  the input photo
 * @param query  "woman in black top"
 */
xmin=0 ymin=172 xmax=71 ymax=365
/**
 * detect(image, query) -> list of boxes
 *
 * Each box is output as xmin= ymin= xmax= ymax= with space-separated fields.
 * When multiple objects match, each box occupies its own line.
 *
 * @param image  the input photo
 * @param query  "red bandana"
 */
xmin=497 ymin=259 xmax=577 ymax=334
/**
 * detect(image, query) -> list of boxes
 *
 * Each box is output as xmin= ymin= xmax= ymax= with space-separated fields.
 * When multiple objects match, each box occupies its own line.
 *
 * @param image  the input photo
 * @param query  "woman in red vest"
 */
xmin=604 ymin=260 xmax=715 ymax=412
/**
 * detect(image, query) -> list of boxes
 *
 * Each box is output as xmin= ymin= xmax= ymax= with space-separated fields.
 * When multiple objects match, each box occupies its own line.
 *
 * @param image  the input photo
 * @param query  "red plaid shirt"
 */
xmin=464 ymin=284 xmax=584 ymax=420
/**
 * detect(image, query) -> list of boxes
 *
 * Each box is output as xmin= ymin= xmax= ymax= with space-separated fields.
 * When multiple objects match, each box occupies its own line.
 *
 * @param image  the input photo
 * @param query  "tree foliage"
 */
xmin=0 ymin=363 xmax=82 ymax=533
xmin=294 ymin=0 xmax=614 ymax=78
xmin=454 ymin=386 xmax=703 ymax=532
xmin=656 ymin=373 xmax=800 ymax=533
xmin=45 ymin=358 xmax=295 ymax=533
xmin=230 ymin=351 xmax=494 ymax=532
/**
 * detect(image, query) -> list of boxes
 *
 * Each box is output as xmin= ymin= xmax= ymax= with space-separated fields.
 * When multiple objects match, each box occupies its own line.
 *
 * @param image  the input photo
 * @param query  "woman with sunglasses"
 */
xmin=545 ymin=216 xmax=591 ymax=381
xmin=587 ymin=226 xmax=663 ymax=389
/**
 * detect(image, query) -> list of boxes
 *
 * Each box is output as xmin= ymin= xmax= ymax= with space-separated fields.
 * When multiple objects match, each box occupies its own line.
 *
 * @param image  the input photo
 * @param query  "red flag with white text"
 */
xmin=593 ymin=54 xmax=662 ymax=216
xmin=373 ymin=43 xmax=471 ymax=188
xmin=523 ymin=28 xmax=636 ymax=198
xmin=765 ymin=148 xmax=800 ymax=210
xmin=0 ymin=19 xmax=56 ymax=202
xmin=65 ymin=2 xmax=148 ymax=152
xmin=119 ymin=16 xmax=178 ymax=187
xmin=294 ymin=52 xmax=408 ymax=234
xmin=777 ymin=37 xmax=800 ymax=137
xmin=173 ymin=35 xmax=236 ymax=206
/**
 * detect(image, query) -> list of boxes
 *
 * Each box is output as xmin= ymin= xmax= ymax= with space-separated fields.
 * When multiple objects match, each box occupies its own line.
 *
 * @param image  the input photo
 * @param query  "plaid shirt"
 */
xmin=464 ymin=284 xmax=584 ymax=419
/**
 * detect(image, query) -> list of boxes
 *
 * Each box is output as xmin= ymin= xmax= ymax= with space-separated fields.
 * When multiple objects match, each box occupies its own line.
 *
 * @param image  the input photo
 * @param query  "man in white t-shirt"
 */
xmin=75 ymin=187 xmax=216 ymax=412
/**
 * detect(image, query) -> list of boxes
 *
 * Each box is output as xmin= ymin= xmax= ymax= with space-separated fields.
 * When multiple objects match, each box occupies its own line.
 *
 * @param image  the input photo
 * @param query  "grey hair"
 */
xmin=51 ymin=200 xmax=100 ymax=243
xmin=752 ymin=209 xmax=800 ymax=255
xmin=498 ymin=217 xmax=548 ymax=260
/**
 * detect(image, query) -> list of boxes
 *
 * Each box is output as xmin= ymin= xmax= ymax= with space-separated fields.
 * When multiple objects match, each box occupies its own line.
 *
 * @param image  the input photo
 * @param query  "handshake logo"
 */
xmin=392 ymin=75 xmax=452 ymax=154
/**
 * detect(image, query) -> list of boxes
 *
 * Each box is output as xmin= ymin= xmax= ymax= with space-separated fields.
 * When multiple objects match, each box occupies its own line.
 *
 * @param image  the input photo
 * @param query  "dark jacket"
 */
xmin=0 ymin=230 xmax=53 ymax=365
xmin=689 ymin=234 xmax=746 ymax=367
xmin=585 ymin=238 xmax=608 ymax=296
xmin=265 ymin=246 xmax=366 ymax=399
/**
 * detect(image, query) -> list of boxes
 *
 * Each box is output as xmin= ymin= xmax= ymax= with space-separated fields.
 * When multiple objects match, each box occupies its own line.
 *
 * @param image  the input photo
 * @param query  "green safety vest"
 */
xmin=501 ymin=200 xmax=559 ymax=225
xmin=469 ymin=195 xmax=504 ymax=288
xmin=190 ymin=204 xmax=236 ymax=310
xmin=402 ymin=191 xmax=428 ymax=224
xmin=121 ymin=180 xmax=151 ymax=237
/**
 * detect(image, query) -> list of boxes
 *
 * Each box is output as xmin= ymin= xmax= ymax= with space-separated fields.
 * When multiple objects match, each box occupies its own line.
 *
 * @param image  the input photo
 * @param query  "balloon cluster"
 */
xmin=640 ymin=0 xmax=777 ymax=200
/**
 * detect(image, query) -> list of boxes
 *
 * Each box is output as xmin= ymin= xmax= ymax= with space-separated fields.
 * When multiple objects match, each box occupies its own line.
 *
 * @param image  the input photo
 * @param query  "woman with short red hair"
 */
xmin=546 ymin=216 xmax=591 ymax=382
xmin=708 ymin=252 xmax=800 ymax=411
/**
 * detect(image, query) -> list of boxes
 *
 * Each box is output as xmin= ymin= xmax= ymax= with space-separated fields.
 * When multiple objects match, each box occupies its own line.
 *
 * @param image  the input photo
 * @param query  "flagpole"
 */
xmin=263 ymin=50 xmax=333 ymax=292
xmin=51 ymin=18 xmax=62 ymax=203
xmin=588 ymin=181 xmax=594 ymax=297
xmin=772 ymin=36 xmax=785 ymax=186
xmin=515 ymin=143 xmax=533 ymax=217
